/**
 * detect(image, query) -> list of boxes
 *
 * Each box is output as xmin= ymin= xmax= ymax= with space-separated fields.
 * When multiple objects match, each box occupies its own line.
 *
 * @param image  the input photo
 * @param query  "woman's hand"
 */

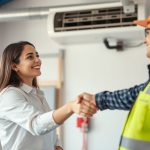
xmin=55 ymin=146 xmax=63 ymax=150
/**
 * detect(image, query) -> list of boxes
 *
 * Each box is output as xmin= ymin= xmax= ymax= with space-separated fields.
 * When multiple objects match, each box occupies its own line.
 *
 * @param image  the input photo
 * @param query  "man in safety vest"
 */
xmin=81 ymin=16 xmax=150 ymax=150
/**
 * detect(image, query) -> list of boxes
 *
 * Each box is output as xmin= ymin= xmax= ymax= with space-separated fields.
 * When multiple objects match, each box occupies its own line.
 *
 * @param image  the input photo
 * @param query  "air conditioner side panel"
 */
xmin=47 ymin=10 xmax=55 ymax=37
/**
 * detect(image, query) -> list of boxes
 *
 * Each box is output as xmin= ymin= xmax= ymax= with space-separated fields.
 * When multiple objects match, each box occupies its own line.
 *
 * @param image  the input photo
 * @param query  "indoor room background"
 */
xmin=0 ymin=0 xmax=149 ymax=150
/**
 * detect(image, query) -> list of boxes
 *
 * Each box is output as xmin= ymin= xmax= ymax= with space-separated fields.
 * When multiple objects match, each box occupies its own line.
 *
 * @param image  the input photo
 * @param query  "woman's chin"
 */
xmin=37 ymin=72 xmax=41 ymax=76
xmin=34 ymin=72 xmax=41 ymax=77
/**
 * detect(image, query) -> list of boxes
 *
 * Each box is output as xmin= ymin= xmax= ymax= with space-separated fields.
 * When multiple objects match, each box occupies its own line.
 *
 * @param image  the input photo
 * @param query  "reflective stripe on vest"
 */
xmin=119 ymin=82 xmax=150 ymax=150
xmin=120 ymin=136 xmax=150 ymax=150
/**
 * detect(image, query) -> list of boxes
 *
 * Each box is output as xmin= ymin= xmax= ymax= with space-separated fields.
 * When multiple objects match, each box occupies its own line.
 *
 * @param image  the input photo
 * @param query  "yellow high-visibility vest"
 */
xmin=119 ymin=82 xmax=150 ymax=150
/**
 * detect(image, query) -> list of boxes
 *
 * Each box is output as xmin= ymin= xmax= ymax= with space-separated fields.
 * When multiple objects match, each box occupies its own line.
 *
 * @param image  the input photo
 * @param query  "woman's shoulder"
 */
xmin=0 ymin=87 xmax=28 ymax=112
xmin=0 ymin=86 xmax=25 ymax=100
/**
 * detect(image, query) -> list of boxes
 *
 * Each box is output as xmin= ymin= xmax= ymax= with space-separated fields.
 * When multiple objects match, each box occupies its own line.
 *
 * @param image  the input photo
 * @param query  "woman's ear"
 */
xmin=11 ymin=63 xmax=18 ymax=72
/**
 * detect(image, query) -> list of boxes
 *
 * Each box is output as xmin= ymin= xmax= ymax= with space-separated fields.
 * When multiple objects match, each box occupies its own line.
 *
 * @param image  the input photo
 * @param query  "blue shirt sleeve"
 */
xmin=95 ymin=82 xmax=148 ymax=110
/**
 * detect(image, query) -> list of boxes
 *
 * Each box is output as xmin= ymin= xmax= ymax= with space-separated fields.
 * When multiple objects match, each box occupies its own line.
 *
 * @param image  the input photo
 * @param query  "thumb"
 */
xmin=76 ymin=95 xmax=83 ymax=104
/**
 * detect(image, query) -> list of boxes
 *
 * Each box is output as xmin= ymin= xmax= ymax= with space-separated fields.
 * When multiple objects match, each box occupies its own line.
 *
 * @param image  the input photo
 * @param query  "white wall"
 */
xmin=63 ymin=43 xmax=149 ymax=150
xmin=0 ymin=0 xmax=149 ymax=150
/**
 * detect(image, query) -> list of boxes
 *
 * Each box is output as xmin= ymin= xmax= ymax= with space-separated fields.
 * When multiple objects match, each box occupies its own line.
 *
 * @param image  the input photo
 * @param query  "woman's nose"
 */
xmin=35 ymin=57 xmax=41 ymax=63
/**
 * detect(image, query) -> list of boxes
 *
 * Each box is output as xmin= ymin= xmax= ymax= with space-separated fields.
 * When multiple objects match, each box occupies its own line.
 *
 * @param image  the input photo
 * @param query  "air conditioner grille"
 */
xmin=54 ymin=5 xmax=137 ymax=32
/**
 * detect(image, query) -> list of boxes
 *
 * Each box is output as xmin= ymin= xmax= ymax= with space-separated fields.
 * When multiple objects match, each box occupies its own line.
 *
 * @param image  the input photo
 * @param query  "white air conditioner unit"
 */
xmin=47 ymin=1 xmax=148 ymax=45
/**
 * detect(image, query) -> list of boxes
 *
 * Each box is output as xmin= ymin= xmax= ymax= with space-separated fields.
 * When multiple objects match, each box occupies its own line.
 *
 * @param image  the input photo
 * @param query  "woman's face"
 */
xmin=14 ymin=44 xmax=41 ymax=85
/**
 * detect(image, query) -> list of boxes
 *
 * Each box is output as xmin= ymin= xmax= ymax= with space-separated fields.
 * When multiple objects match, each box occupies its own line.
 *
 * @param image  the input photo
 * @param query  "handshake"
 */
xmin=71 ymin=92 xmax=98 ymax=118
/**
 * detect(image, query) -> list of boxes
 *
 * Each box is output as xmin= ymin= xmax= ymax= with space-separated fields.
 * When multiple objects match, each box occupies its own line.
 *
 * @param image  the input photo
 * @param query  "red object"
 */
xmin=76 ymin=117 xmax=89 ymax=128
xmin=76 ymin=117 xmax=89 ymax=150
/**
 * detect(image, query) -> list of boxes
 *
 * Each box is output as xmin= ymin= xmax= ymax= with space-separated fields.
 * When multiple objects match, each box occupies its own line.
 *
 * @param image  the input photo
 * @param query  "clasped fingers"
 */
xmin=78 ymin=99 xmax=97 ymax=117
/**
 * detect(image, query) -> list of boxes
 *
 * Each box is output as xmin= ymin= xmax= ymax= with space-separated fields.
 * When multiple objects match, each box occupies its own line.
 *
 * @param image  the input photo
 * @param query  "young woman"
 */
xmin=0 ymin=41 xmax=97 ymax=150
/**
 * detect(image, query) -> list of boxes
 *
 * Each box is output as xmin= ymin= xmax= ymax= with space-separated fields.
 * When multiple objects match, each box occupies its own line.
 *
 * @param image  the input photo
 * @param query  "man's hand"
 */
xmin=81 ymin=92 xmax=96 ymax=104
xmin=79 ymin=92 xmax=99 ymax=115
xmin=70 ymin=92 xmax=98 ymax=118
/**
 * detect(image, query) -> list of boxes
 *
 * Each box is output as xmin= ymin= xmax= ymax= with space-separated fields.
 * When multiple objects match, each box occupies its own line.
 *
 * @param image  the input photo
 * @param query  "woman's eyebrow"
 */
xmin=26 ymin=52 xmax=34 ymax=56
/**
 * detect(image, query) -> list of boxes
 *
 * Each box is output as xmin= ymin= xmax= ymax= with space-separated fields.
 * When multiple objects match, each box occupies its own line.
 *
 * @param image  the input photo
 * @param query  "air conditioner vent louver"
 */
xmin=54 ymin=5 xmax=137 ymax=32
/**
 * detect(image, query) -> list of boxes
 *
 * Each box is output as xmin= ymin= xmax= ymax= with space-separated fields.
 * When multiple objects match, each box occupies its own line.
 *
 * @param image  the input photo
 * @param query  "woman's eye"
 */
xmin=27 ymin=55 xmax=33 ymax=59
